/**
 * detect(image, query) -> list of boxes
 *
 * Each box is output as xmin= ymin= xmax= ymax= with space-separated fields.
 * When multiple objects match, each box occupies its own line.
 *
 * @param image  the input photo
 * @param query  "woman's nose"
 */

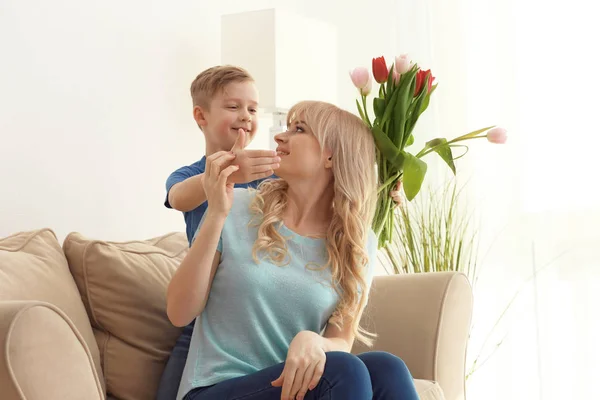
xmin=274 ymin=131 xmax=289 ymax=143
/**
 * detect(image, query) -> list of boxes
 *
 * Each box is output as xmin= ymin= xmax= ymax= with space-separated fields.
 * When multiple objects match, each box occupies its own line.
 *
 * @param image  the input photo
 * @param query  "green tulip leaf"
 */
xmin=419 ymin=83 xmax=438 ymax=114
xmin=372 ymin=126 xmax=405 ymax=171
xmin=381 ymin=88 xmax=399 ymax=126
xmin=386 ymin=63 xmax=395 ymax=97
xmin=373 ymin=98 xmax=386 ymax=121
xmin=426 ymin=138 xmax=456 ymax=174
xmin=402 ymin=152 xmax=428 ymax=200
xmin=404 ymin=89 xmax=427 ymax=146
xmin=392 ymin=68 xmax=418 ymax=145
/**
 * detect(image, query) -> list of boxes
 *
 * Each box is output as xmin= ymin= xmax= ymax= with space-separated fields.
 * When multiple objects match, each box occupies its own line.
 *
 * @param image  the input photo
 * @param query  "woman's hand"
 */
xmin=203 ymin=151 xmax=239 ymax=217
xmin=271 ymin=331 xmax=326 ymax=400
xmin=390 ymin=180 xmax=403 ymax=206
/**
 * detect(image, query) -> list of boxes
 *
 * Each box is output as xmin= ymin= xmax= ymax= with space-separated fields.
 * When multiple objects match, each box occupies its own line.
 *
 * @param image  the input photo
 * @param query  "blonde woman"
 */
xmin=167 ymin=101 xmax=419 ymax=400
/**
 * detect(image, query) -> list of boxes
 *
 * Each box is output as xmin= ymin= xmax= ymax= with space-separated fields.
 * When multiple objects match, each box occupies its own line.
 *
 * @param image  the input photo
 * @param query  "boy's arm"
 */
xmin=168 ymin=173 xmax=207 ymax=212
xmin=167 ymin=156 xmax=277 ymax=212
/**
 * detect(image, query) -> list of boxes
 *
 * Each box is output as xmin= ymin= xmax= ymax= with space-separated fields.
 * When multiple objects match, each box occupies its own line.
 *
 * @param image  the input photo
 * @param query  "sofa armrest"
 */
xmin=352 ymin=272 xmax=473 ymax=400
xmin=0 ymin=301 xmax=104 ymax=400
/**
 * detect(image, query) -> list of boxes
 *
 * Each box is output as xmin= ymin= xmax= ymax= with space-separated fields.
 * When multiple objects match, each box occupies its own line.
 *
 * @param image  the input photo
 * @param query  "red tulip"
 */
xmin=372 ymin=56 xmax=389 ymax=84
xmin=414 ymin=69 xmax=435 ymax=96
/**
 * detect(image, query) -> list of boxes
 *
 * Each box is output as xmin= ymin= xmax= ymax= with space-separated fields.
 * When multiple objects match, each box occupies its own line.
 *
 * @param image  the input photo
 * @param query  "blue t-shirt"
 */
xmin=176 ymin=188 xmax=378 ymax=399
xmin=164 ymin=157 xmax=274 ymax=246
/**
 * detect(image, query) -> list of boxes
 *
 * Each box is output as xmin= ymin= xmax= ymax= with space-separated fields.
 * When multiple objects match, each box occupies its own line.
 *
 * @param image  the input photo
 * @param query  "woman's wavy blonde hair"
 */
xmin=249 ymin=100 xmax=378 ymax=346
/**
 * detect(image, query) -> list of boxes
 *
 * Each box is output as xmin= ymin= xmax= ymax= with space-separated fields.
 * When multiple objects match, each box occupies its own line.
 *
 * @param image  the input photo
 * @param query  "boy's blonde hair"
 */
xmin=190 ymin=65 xmax=254 ymax=109
xmin=249 ymin=101 xmax=378 ymax=347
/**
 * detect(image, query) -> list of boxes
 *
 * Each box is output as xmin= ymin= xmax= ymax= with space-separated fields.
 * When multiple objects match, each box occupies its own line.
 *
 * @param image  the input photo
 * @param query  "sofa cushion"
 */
xmin=63 ymin=231 xmax=188 ymax=400
xmin=0 ymin=301 xmax=105 ymax=400
xmin=414 ymin=379 xmax=446 ymax=400
xmin=0 ymin=229 xmax=105 ymax=395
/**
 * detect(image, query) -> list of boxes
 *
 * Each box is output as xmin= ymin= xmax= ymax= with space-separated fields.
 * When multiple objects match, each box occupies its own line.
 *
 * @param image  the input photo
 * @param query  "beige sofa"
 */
xmin=0 ymin=229 xmax=472 ymax=400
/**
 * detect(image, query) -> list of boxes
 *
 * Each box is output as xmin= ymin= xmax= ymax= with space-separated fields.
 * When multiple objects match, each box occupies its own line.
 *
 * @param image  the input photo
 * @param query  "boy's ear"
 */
xmin=193 ymin=105 xmax=208 ymax=128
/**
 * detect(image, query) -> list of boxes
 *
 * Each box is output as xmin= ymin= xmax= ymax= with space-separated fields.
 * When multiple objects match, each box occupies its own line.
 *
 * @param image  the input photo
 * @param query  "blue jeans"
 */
xmin=184 ymin=351 xmax=419 ymax=400
xmin=157 ymin=325 xmax=419 ymax=400
xmin=156 ymin=321 xmax=194 ymax=400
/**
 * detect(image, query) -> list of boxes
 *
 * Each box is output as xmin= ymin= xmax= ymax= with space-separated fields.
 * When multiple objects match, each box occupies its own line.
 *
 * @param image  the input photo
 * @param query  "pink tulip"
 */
xmin=487 ymin=127 xmax=507 ymax=144
xmin=395 ymin=54 xmax=412 ymax=75
xmin=349 ymin=67 xmax=370 ymax=90
xmin=360 ymin=76 xmax=373 ymax=95
xmin=393 ymin=72 xmax=400 ymax=85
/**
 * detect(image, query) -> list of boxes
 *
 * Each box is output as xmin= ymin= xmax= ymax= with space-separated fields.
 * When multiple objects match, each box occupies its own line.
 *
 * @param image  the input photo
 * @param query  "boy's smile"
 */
xmin=198 ymin=81 xmax=259 ymax=153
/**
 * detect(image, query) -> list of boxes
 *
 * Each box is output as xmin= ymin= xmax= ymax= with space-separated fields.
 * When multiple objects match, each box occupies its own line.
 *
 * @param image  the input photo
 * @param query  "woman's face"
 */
xmin=273 ymin=118 xmax=332 ymax=183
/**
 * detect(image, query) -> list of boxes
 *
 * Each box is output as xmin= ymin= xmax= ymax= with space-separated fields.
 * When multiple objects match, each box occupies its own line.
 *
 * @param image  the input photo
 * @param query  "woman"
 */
xmin=166 ymin=101 xmax=419 ymax=400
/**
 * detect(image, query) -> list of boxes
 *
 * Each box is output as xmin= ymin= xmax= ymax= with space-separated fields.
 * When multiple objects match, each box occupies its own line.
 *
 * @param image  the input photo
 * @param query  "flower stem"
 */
xmin=416 ymin=135 xmax=487 ymax=159
xmin=378 ymin=172 xmax=401 ymax=193
xmin=373 ymin=187 xmax=396 ymax=248
xmin=361 ymin=95 xmax=372 ymax=128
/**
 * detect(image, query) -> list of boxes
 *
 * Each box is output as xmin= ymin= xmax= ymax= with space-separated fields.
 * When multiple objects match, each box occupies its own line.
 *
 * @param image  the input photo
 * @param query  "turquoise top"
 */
xmin=177 ymin=188 xmax=378 ymax=399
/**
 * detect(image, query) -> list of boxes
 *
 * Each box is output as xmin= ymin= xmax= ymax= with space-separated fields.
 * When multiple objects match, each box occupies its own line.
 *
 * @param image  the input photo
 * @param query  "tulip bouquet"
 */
xmin=350 ymin=55 xmax=506 ymax=248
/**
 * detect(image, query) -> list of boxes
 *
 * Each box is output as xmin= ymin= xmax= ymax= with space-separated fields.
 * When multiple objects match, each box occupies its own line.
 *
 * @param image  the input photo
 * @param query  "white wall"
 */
xmin=423 ymin=0 xmax=600 ymax=398
xmin=0 ymin=0 xmax=397 ymax=242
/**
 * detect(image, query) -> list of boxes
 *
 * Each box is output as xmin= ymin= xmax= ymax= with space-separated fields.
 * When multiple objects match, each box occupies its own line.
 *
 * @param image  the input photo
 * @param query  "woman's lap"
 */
xmin=184 ymin=351 xmax=419 ymax=400
xmin=157 ymin=324 xmax=419 ymax=400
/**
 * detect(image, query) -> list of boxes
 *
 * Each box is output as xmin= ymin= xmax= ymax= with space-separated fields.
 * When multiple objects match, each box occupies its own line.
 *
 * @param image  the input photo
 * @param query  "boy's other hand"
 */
xmin=229 ymin=128 xmax=280 ymax=184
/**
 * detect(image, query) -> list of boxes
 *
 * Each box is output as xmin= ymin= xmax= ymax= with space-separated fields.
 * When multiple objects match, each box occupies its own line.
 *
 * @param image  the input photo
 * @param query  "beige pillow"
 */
xmin=0 ymin=229 xmax=105 ymax=395
xmin=63 ymin=231 xmax=188 ymax=400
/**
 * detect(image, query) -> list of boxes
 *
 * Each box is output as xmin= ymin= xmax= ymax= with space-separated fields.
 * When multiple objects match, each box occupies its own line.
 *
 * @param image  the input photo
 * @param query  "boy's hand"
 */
xmin=229 ymin=129 xmax=280 ymax=184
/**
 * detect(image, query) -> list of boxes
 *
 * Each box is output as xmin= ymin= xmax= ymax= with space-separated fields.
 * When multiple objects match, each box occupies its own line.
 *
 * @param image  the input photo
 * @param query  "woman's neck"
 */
xmin=283 ymin=182 xmax=334 ymax=237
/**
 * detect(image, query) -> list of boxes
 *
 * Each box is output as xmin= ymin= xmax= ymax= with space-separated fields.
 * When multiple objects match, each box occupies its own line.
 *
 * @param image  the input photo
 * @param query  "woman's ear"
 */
xmin=193 ymin=105 xmax=208 ymax=128
xmin=324 ymin=150 xmax=334 ymax=169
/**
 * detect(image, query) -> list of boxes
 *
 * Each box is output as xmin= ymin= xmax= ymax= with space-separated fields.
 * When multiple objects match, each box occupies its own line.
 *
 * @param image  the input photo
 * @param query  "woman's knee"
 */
xmin=325 ymin=351 xmax=369 ymax=375
xmin=357 ymin=352 xmax=419 ymax=399
xmin=323 ymin=352 xmax=372 ymax=392
xmin=357 ymin=351 xmax=412 ymax=379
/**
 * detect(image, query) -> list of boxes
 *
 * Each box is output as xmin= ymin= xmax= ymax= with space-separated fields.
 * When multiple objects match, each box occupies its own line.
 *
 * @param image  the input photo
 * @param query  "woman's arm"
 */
xmin=321 ymin=320 xmax=356 ymax=352
xmin=166 ymin=150 xmax=240 ymax=327
xmin=166 ymin=212 xmax=225 ymax=327
xmin=321 ymin=232 xmax=377 ymax=352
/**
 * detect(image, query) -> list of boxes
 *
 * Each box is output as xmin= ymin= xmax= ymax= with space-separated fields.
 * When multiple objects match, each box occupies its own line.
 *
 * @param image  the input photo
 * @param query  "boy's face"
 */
xmin=197 ymin=81 xmax=259 ymax=152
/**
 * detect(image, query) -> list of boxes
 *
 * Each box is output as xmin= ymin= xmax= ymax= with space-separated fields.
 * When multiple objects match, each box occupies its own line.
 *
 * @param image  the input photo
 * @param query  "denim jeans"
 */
xmin=157 ymin=324 xmax=419 ymax=400
xmin=183 ymin=351 xmax=419 ymax=400
xmin=156 ymin=321 xmax=194 ymax=400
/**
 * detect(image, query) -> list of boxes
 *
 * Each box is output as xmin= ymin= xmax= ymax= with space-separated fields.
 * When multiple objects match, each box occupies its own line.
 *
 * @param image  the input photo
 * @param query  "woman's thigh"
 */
xmin=184 ymin=361 xmax=284 ymax=400
xmin=185 ymin=351 xmax=373 ymax=400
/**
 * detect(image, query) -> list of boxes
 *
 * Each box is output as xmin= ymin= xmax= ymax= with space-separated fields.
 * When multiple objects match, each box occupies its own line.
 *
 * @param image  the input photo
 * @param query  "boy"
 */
xmin=157 ymin=65 xmax=280 ymax=400
xmin=165 ymin=66 xmax=280 ymax=245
